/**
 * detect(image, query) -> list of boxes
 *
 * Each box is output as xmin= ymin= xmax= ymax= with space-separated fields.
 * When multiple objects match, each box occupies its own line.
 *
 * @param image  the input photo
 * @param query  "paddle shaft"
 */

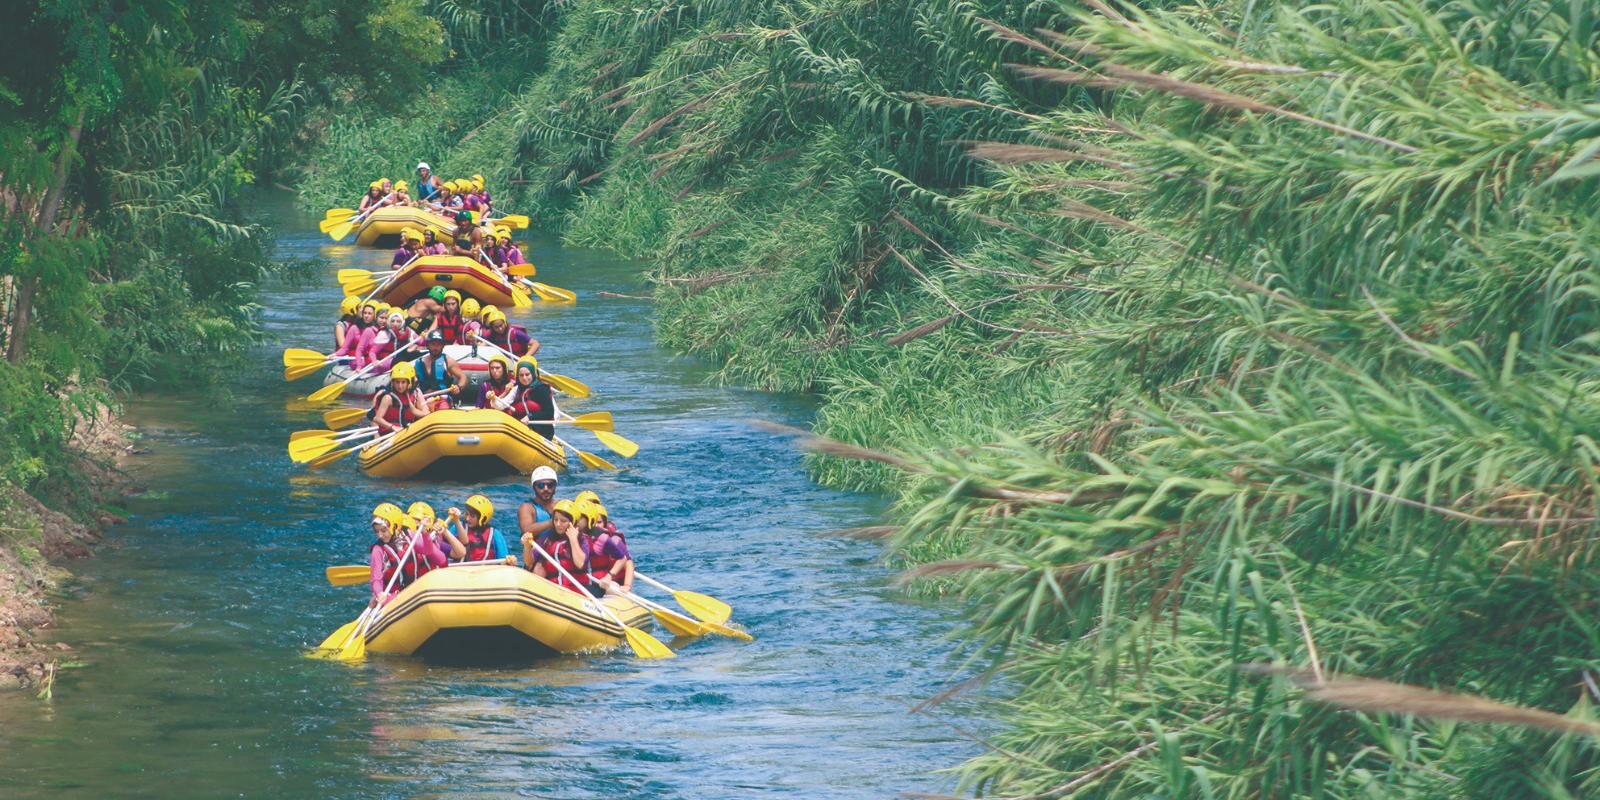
xmin=361 ymin=253 xmax=422 ymax=302
xmin=471 ymin=334 xmax=565 ymax=387
xmin=525 ymin=538 xmax=619 ymax=624
xmin=353 ymin=526 xmax=425 ymax=640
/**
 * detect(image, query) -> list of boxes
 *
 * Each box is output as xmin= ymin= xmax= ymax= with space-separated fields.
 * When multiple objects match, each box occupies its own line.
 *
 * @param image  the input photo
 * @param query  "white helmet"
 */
xmin=530 ymin=466 xmax=558 ymax=486
xmin=416 ymin=161 xmax=431 ymax=172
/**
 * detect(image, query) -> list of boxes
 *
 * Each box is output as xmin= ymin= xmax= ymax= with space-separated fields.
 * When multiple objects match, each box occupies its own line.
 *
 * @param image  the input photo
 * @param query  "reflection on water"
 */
xmin=0 ymin=190 xmax=980 ymax=799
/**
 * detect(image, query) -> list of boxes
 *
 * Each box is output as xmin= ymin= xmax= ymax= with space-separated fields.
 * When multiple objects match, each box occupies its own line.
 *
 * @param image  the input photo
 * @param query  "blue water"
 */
xmin=0 ymin=192 xmax=979 ymax=799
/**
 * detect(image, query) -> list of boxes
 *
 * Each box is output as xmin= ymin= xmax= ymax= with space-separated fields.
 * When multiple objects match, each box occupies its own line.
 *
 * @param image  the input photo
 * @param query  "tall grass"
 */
xmin=298 ymin=0 xmax=1600 ymax=795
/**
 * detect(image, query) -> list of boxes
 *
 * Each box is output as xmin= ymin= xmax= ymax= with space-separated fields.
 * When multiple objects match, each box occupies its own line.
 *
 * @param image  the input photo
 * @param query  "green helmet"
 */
xmin=428 ymin=286 xmax=447 ymax=302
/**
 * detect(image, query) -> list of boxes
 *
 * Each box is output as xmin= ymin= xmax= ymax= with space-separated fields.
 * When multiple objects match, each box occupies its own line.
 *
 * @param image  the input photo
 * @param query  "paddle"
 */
xmin=290 ymin=424 xmax=376 ymax=445
xmin=634 ymin=573 xmax=732 ymax=624
xmin=524 ymin=538 xmax=672 ymax=659
xmin=588 ymin=428 xmax=639 ymax=458
xmin=325 ymin=565 xmax=370 ymax=586
xmin=340 ymin=277 xmax=381 ymax=296
xmin=306 ymin=427 xmax=402 ymax=470
xmin=337 ymin=525 xmax=424 ymax=661
xmin=612 ymin=585 xmax=753 ymax=642
xmin=315 ymin=521 xmax=420 ymax=656
xmin=285 ymin=358 xmax=353 ymax=382
xmin=328 ymin=201 xmax=392 ymax=241
xmin=555 ymin=411 xmax=614 ymax=432
xmin=553 ymin=435 xmax=616 ymax=470
xmin=506 ymin=263 xmax=537 ymax=277
xmin=323 ymin=406 xmax=371 ymax=430
xmin=324 ymin=207 xmax=356 ymax=220
xmin=290 ymin=427 xmax=378 ymax=463
xmin=337 ymin=267 xmax=399 ymax=284
xmin=495 ymin=264 xmax=580 ymax=304
xmin=308 ymin=339 xmax=422 ymax=402
xmin=471 ymin=334 xmax=591 ymax=398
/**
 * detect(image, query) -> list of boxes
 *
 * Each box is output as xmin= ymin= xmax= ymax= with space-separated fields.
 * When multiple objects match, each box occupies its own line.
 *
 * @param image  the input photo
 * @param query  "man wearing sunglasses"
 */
xmin=518 ymin=465 xmax=559 ymax=547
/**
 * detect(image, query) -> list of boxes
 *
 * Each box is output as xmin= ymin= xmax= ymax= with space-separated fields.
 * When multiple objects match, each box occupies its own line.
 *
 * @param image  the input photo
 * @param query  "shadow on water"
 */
xmin=0 ymin=189 xmax=982 ymax=799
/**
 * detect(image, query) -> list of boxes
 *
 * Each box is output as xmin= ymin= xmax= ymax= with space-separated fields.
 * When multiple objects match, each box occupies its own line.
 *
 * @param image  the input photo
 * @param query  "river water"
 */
xmin=0 ymin=193 xmax=978 ymax=799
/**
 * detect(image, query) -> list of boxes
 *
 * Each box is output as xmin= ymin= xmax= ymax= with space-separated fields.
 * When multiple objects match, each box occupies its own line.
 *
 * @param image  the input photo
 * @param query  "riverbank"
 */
xmin=0 ymin=403 xmax=134 ymax=689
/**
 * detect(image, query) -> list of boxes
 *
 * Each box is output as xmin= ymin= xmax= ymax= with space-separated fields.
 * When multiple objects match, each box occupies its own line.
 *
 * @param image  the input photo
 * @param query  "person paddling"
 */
xmin=481 ymin=307 xmax=538 ymax=357
xmin=524 ymin=499 xmax=595 ymax=595
xmin=421 ymin=228 xmax=447 ymax=256
xmin=504 ymin=358 xmax=555 ymax=440
xmin=416 ymin=162 xmax=442 ymax=202
xmin=334 ymin=295 xmax=362 ymax=352
xmin=369 ymin=503 xmax=447 ymax=606
xmin=405 ymin=286 xmax=445 ymax=337
xmin=334 ymin=300 xmax=380 ymax=362
xmin=357 ymin=181 xmax=386 ymax=213
xmin=392 ymin=228 xmax=422 ymax=268
xmin=581 ymin=497 xmax=633 ymax=594
xmin=359 ymin=309 xmax=419 ymax=372
xmin=408 ymin=501 xmax=464 ymax=561
xmin=448 ymin=495 xmax=516 ymax=565
xmin=434 ymin=290 xmax=467 ymax=345
xmin=518 ymin=466 xmax=559 ymax=543
xmin=413 ymin=330 xmax=467 ymax=410
xmin=476 ymin=353 xmax=514 ymax=410
xmin=460 ymin=298 xmax=484 ymax=344
xmin=369 ymin=362 xmax=430 ymax=434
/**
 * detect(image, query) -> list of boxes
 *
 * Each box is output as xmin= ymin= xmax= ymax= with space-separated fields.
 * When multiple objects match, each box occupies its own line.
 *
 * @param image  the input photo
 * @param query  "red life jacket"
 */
xmin=507 ymin=382 xmax=548 ymax=417
xmin=486 ymin=324 xmax=530 ymax=356
xmin=372 ymin=540 xmax=424 ymax=589
xmin=537 ymin=533 xmax=593 ymax=593
xmin=371 ymin=329 xmax=411 ymax=363
xmin=370 ymin=385 xmax=417 ymax=427
xmin=436 ymin=311 xmax=465 ymax=344
xmin=588 ymin=532 xmax=625 ymax=580
xmin=460 ymin=525 xmax=499 ymax=562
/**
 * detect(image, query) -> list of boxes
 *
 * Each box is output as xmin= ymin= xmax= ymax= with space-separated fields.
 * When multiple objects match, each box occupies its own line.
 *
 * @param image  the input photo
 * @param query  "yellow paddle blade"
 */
xmin=706 ymin=620 xmax=755 ymax=642
xmin=324 ymin=208 xmax=356 ymax=220
xmin=284 ymin=347 xmax=331 ymax=366
xmin=341 ymin=278 xmax=380 ymax=296
xmin=337 ymin=633 xmax=367 ymax=661
xmin=316 ymin=618 xmax=361 ymax=650
xmin=325 ymin=565 xmax=370 ymax=586
xmin=530 ymin=282 xmax=577 ymax=303
xmin=566 ymin=411 xmax=613 ymax=432
xmin=674 ymin=590 xmax=732 ymax=624
xmin=506 ymin=263 xmax=537 ymax=277
xmin=328 ymin=219 xmax=356 ymax=241
xmin=542 ymin=372 xmax=590 ymax=398
xmin=289 ymin=436 xmax=341 ymax=463
xmin=622 ymin=626 xmax=674 ymax=659
xmin=336 ymin=268 xmax=378 ymax=283
xmin=307 ymin=380 xmax=350 ymax=403
xmin=318 ymin=217 xmax=347 ymax=233
xmin=323 ymin=407 xmax=370 ymax=430
xmin=650 ymin=607 xmax=713 ymax=638
xmin=591 ymin=429 xmax=638 ymax=458
xmin=499 ymin=215 xmax=530 ymax=228
xmin=290 ymin=429 xmax=337 ymax=442
xmin=307 ymin=445 xmax=355 ymax=470
xmin=511 ymin=286 xmax=535 ymax=308
xmin=285 ymin=362 xmax=330 ymax=381
xmin=575 ymin=447 xmax=616 ymax=470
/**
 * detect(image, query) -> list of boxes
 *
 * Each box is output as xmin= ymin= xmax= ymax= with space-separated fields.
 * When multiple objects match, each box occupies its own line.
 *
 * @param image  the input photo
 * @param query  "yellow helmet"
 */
xmin=390 ymin=361 xmax=417 ymax=382
xmin=372 ymin=502 xmax=405 ymax=528
xmin=401 ymin=227 xmax=422 ymax=243
xmin=465 ymin=494 xmax=494 ymax=524
xmin=571 ymin=501 xmax=597 ymax=527
xmin=551 ymin=499 xmax=577 ymax=520
xmin=444 ymin=289 xmax=462 ymax=304
xmin=395 ymin=180 xmax=408 ymax=192
xmin=381 ymin=177 xmax=392 ymax=186
xmin=574 ymin=490 xmax=600 ymax=505
xmin=340 ymin=295 xmax=361 ymax=316
xmin=484 ymin=309 xmax=507 ymax=326
xmin=438 ymin=181 xmax=453 ymax=193
xmin=486 ymin=352 xmax=512 ymax=372
xmin=480 ymin=304 xmax=500 ymax=318
xmin=374 ymin=302 xmax=391 ymax=319
xmin=515 ymin=357 xmax=539 ymax=378
xmin=461 ymin=298 xmax=481 ymax=318
xmin=369 ymin=180 xmax=382 ymax=189
xmin=471 ymin=177 xmax=485 ymax=191
xmin=406 ymin=501 xmax=435 ymax=523
xmin=593 ymin=503 xmax=608 ymax=521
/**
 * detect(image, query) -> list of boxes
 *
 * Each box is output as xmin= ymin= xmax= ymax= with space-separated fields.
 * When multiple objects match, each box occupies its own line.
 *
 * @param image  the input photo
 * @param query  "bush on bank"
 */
xmin=305 ymin=0 xmax=1600 ymax=796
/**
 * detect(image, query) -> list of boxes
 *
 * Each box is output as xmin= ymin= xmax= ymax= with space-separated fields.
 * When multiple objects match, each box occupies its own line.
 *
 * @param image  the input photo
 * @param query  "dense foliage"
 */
xmin=0 ymin=0 xmax=448 ymax=507
xmin=301 ymin=0 xmax=1600 ymax=795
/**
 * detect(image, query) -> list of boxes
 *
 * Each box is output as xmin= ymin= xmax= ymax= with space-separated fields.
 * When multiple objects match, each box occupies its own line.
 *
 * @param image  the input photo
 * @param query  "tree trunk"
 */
xmin=8 ymin=109 xmax=86 ymax=364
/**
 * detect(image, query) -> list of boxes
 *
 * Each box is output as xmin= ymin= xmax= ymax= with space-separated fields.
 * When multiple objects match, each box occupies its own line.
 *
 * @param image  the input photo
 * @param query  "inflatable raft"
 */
xmin=364 ymin=565 xmax=652 ymax=662
xmin=353 ymin=207 xmax=456 ymax=247
xmin=358 ymin=408 xmax=564 ymax=479
xmin=322 ymin=344 xmax=490 ymax=398
xmin=371 ymin=255 xmax=525 ymax=309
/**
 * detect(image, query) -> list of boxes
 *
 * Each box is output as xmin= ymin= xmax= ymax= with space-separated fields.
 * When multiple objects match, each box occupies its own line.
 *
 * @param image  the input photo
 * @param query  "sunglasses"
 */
xmin=533 ymin=481 xmax=556 ymax=490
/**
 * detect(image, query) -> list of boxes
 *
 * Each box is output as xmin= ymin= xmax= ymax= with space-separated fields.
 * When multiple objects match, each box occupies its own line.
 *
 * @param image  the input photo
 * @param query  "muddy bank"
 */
xmin=0 ymin=404 xmax=135 ymax=690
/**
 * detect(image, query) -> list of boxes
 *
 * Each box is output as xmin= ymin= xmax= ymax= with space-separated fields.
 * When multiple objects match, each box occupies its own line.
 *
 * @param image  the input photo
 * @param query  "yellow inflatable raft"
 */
xmin=358 ymin=408 xmax=563 ymax=479
xmin=353 ymin=206 xmax=456 ymax=246
xmin=364 ymin=565 xmax=652 ymax=661
xmin=372 ymin=254 xmax=523 ymax=309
